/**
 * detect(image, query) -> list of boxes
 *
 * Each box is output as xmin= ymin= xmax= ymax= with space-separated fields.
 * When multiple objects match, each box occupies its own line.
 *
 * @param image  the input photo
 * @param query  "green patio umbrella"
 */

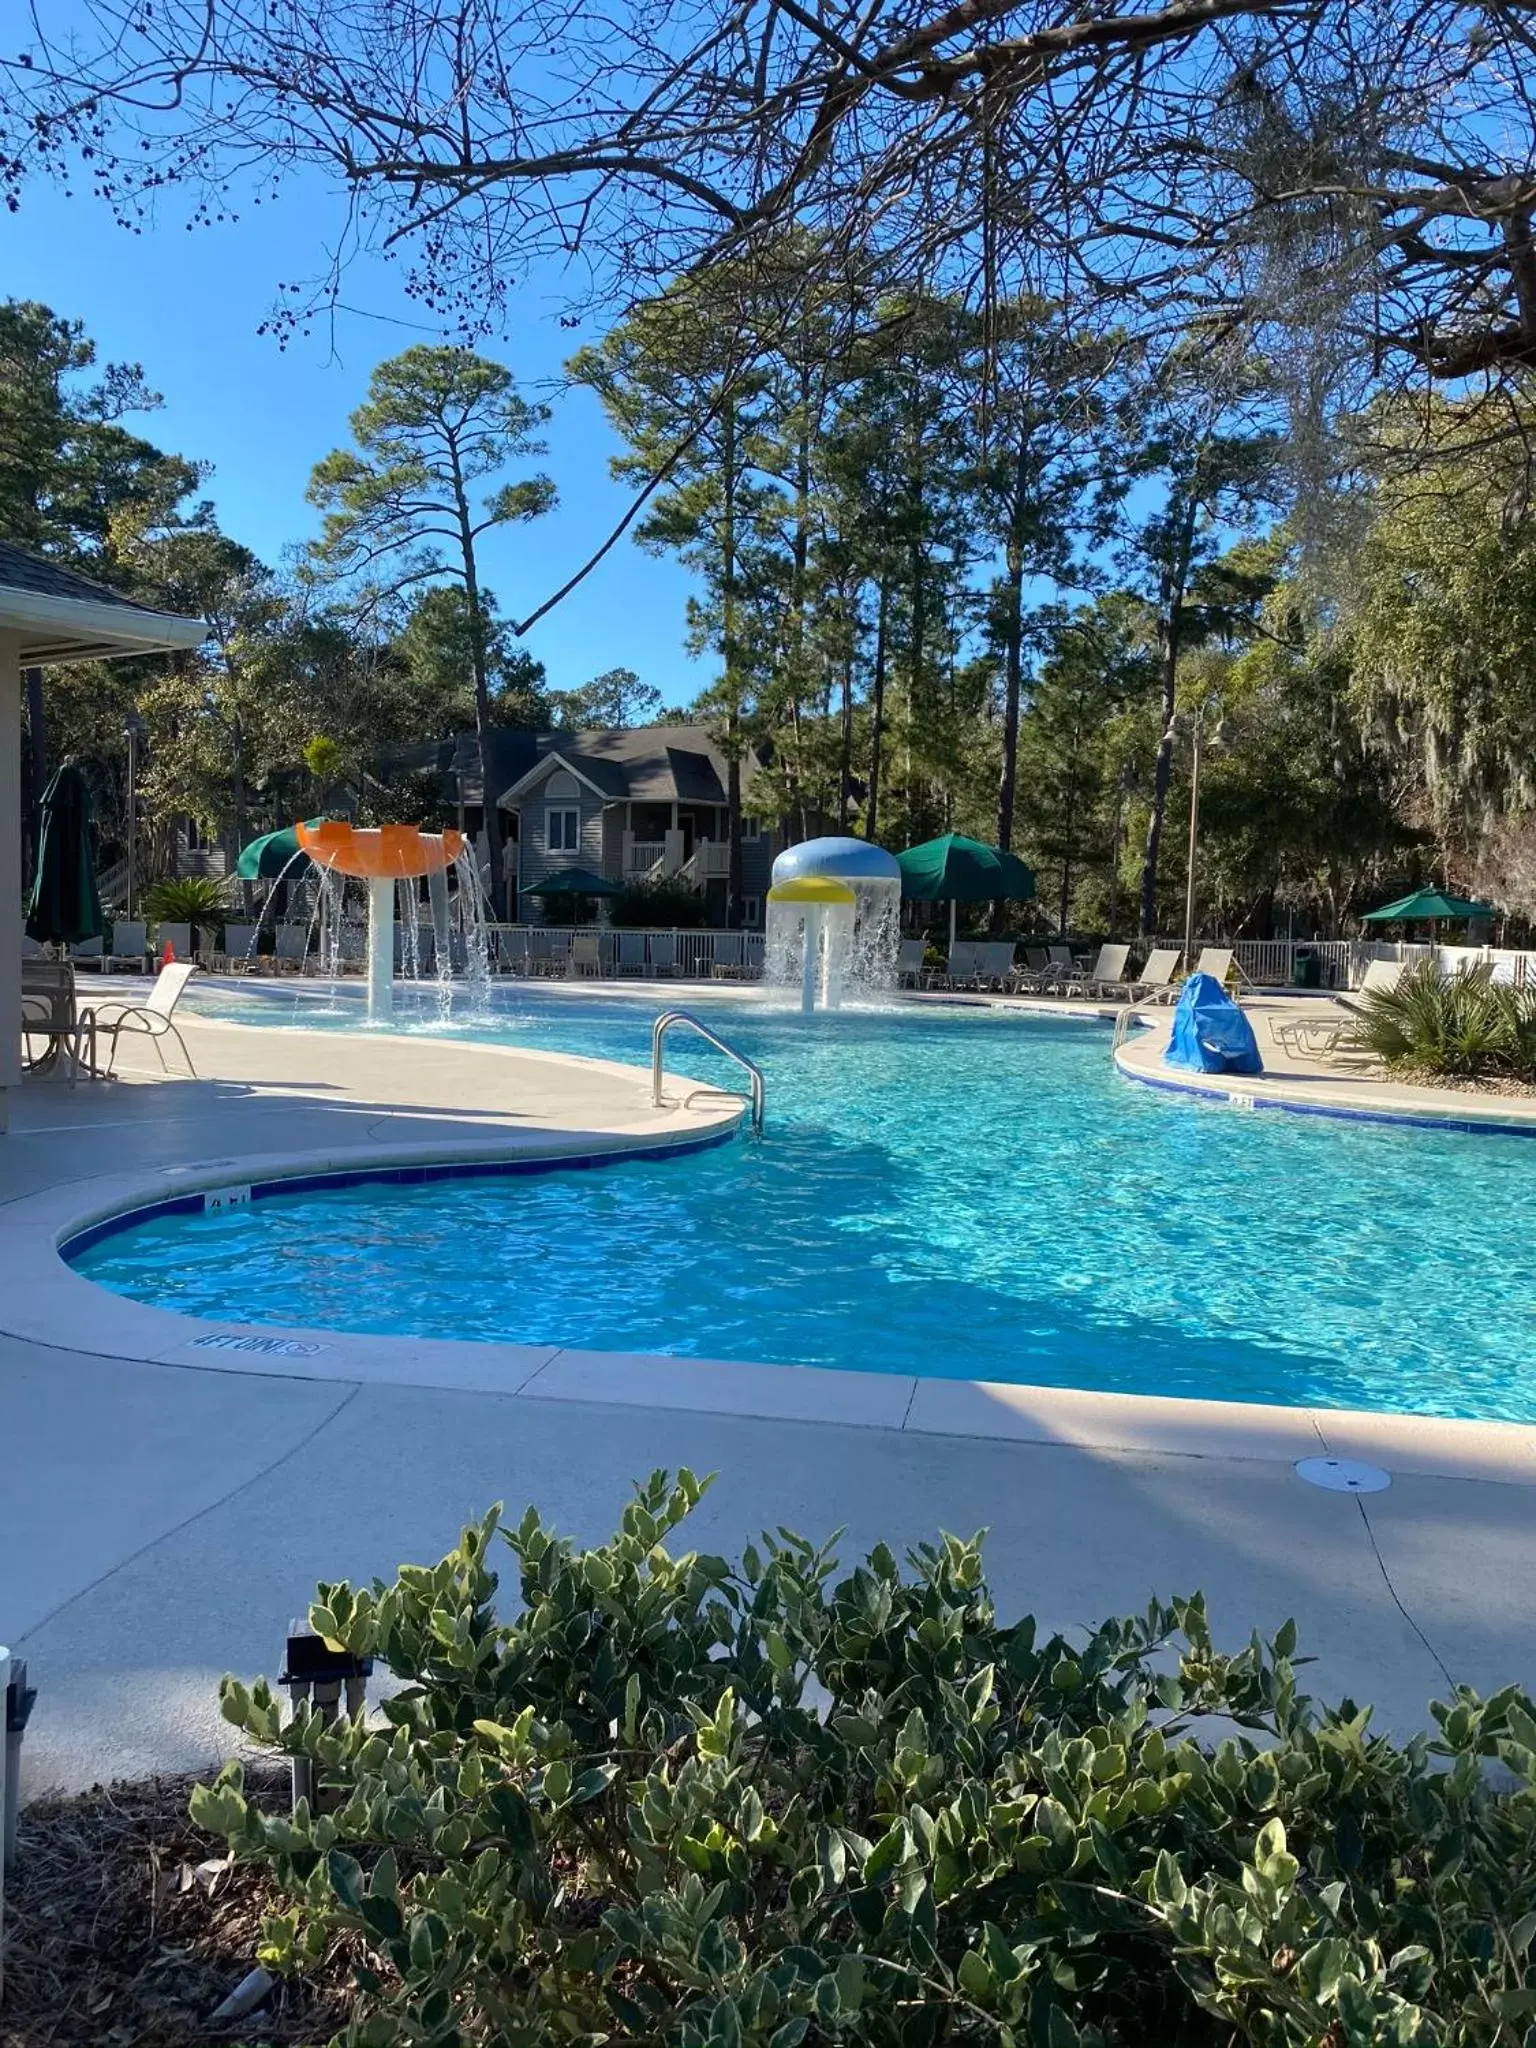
xmin=235 ymin=819 xmax=324 ymax=881
xmin=523 ymin=867 xmax=625 ymax=898
xmin=1363 ymin=886 xmax=1494 ymax=952
xmin=1362 ymin=887 xmax=1493 ymax=925
xmin=897 ymin=832 xmax=1035 ymax=946
xmin=26 ymin=763 xmax=107 ymax=947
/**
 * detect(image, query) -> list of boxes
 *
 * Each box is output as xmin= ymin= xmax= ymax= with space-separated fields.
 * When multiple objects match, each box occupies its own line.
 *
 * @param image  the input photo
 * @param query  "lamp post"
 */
xmin=124 ymin=707 xmax=145 ymax=920
xmin=1174 ymin=706 xmax=1225 ymax=972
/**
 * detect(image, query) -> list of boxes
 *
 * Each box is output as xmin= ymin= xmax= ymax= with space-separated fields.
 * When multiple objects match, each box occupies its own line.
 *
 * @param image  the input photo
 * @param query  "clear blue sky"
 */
xmin=2 ymin=170 xmax=707 ymax=698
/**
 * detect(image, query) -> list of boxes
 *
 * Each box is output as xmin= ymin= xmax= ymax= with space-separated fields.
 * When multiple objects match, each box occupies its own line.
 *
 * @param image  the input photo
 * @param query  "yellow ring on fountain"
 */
xmin=766 ymin=877 xmax=857 ymax=906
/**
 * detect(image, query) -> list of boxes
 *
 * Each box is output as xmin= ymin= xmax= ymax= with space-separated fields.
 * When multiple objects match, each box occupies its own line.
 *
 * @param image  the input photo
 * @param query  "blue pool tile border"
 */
xmin=1119 ymin=1056 xmax=1536 ymax=1140
xmin=61 ymin=1126 xmax=739 ymax=1263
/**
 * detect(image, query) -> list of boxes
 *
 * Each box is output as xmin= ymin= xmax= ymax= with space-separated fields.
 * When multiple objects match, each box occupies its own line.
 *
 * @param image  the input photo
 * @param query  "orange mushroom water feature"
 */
xmin=295 ymin=822 xmax=469 ymax=1022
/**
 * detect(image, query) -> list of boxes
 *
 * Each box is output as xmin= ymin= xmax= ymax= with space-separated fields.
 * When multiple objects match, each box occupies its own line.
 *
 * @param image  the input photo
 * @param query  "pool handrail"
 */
xmin=652 ymin=1009 xmax=765 ymax=1137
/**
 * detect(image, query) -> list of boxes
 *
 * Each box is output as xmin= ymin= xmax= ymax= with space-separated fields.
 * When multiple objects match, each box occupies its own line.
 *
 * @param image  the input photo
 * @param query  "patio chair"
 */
xmin=545 ymin=931 xmax=573 ymax=976
xmin=1017 ymin=944 xmax=1079 ymax=991
xmin=567 ymin=932 xmax=602 ymax=976
xmin=69 ymin=936 xmax=105 ymax=971
xmin=220 ymin=922 xmax=260 ymax=971
xmin=616 ymin=931 xmax=648 ymax=976
xmin=895 ymin=939 xmax=926 ymax=987
xmin=974 ymin=941 xmax=1017 ymax=989
xmin=274 ymin=924 xmax=311 ymax=972
xmin=93 ymin=961 xmax=200 ymax=1076
xmin=649 ymin=932 xmax=679 ymax=976
xmin=934 ymin=939 xmax=979 ymax=989
xmin=1069 ymin=942 xmax=1133 ymax=998
xmin=153 ymin=920 xmax=192 ymax=965
xmin=1190 ymin=946 xmax=1236 ymax=988
xmin=712 ymin=932 xmax=750 ymax=979
xmin=108 ymin=920 xmax=149 ymax=972
xmin=1126 ymin=947 xmax=1182 ymax=1003
xmin=1270 ymin=958 xmax=1406 ymax=1061
xmin=497 ymin=927 xmax=531 ymax=975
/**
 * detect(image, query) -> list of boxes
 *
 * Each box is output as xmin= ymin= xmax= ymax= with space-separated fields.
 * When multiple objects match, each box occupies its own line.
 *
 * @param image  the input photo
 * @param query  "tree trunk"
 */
xmin=721 ymin=395 xmax=744 ymax=928
xmin=995 ymin=443 xmax=1029 ymax=855
xmin=1137 ymin=490 xmax=1200 ymax=935
xmin=838 ymin=643 xmax=855 ymax=831
xmin=867 ymin=579 xmax=889 ymax=839
xmin=450 ymin=453 xmax=506 ymax=916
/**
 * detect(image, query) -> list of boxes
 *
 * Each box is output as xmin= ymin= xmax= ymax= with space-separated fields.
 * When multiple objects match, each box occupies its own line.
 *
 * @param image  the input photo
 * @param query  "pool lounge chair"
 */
xmin=935 ymin=940 xmax=980 ymax=989
xmin=615 ymin=931 xmax=648 ymax=976
xmin=973 ymin=941 xmax=1017 ymax=989
xmin=1190 ymin=946 xmax=1236 ymax=988
xmin=93 ymin=961 xmax=200 ymax=1075
xmin=1270 ymin=958 xmax=1405 ymax=1061
xmin=567 ymin=932 xmax=602 ymax=977
xmin=154 ymin=921 xmax=193 ymax=966
xmin=1068 ymin=942 xmax=1133 ymax=998
xmin=649 ymin=932 xmax=680 ymax=976
xmin=1016 ymin=944 xmax=1079 ymax=991
xmin=1126 ymin=947 xmax=1182 ymax=1003
xmin=69 ymin=937 xmax=105 ymax=971
xmin=221 ymin=923 xmax=260 ymax=971
xmin=107 ymin=920 xmax=149 ymax=972
xmin=895 ymin=939 xmax=926 ymax=987
xmin=274 ymin=924 xmax=311 ymax=972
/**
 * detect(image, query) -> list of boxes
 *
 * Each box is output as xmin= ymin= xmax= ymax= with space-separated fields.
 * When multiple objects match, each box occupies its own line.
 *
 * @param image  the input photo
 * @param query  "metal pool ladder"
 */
xmin=652 ymin=1010 xmax=765 ymax=1137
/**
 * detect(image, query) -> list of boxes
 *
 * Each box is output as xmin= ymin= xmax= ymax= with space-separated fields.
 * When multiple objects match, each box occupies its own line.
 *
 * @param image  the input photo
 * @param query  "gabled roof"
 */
xmin=495 ymin=723 xmax=755 ymax=809
xmin=501 ymin=748 xmax=618 ymax=802
xmin=0 ymin=540 xmax=207 ymax=664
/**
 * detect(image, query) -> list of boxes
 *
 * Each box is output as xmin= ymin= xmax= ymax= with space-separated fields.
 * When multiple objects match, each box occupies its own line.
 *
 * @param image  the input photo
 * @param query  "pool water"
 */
xmin=73 ymin=985 xmax=1536 ymax=1420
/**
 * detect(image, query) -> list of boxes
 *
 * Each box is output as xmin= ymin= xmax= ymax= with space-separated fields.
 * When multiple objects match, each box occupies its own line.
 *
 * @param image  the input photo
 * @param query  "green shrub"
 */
xmin=1352 ymin=962 xmax=1536 ymax=1079
xmin=144 ymin=873 xmax=231 ymax=945
xmin=193 ymin=1472 xmax=1536 ymax=2048
xmin=609 ymin=877 xmax=709 ymax=928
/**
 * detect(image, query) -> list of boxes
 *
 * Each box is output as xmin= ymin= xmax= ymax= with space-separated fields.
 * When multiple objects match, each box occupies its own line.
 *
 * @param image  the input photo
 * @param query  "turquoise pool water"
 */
xmin=72 ymin=985 xmax=1536 ymax=1419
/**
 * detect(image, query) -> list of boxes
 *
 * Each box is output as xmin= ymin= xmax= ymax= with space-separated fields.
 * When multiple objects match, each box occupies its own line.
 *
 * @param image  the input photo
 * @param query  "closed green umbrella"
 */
xmin=26 ymin=764 xmax=107 ymax=946
xmin=897 ymin=832 xmax=1035 ymax=947
xmin=524 ymin=867 xmax=625 ymax=898
xmin=236 ymin=819 xmax=324 ymax=881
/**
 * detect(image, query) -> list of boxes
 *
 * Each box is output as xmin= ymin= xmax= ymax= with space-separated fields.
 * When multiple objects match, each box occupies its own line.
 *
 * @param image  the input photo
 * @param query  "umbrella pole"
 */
xmin=949 ymin=898 xmax=957 ymax=951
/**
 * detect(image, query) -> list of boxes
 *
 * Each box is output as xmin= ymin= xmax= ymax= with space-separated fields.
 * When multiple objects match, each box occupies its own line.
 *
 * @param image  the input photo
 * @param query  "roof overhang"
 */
xmin=497 ymin=748 xmax=614 ymax=807
xmin=0 ymin=582 xmax=207 ymax=665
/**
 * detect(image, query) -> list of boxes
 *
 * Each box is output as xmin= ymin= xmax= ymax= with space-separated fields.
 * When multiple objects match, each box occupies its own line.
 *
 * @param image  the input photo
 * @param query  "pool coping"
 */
xmin=1113 ymin=1022 xmax=1536 ymax=1136
xmin=9 ymin=1006 xmax=1535 ymax=1491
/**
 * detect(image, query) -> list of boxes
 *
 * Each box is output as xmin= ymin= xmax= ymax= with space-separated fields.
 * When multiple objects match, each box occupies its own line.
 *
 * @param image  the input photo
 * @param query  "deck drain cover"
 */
xmin=1295 ymin=1456 xmax=1391 ymax=1494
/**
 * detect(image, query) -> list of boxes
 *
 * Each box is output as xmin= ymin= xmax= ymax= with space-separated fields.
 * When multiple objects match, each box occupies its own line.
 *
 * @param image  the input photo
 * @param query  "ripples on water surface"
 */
xmin=71 ymin=985 xmax=1536 ymax=1419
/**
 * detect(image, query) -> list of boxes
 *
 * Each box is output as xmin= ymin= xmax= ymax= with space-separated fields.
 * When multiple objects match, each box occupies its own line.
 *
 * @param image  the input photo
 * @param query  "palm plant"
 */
xmin=1353 ymin=961 xmax=1536 ymax=1079
xmin=144 ymin=874 xmax=231 ymax=950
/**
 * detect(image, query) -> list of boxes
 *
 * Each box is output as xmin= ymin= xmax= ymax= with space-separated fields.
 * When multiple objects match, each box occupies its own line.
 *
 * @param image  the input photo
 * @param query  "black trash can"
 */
xmin=1292 ymin=948 xmax=1321 ymax=990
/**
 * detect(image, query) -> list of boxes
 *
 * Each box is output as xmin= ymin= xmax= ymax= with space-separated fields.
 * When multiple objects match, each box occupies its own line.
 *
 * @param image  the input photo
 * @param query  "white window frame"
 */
xmin=546 ymin=806 xmax=581 ymax=853
xmin=742 ymin=814 xmax=766 ymax=842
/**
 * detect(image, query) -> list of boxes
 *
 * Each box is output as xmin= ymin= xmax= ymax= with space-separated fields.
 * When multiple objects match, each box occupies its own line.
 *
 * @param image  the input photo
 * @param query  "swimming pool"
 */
xmin=71 ymin=985 xmax=1536 ymax=1420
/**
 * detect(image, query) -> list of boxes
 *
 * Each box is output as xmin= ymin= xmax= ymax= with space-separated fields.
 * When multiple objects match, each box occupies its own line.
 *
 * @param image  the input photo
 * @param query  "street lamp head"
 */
xmin=124 ymin=707 xmax=145 ymax=739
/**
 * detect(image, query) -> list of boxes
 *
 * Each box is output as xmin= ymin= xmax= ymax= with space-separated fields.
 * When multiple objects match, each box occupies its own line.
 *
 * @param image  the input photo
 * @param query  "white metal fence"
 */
xmin=483 ymin=925 xmax=767 ymax=977
xmin=1228 ymin=937 xmax=1534 ymax=990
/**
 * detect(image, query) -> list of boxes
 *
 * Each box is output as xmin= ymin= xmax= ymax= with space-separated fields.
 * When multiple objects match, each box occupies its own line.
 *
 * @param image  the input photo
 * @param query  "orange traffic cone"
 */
xmin=161 ymin=939 xmax=175 ymax=967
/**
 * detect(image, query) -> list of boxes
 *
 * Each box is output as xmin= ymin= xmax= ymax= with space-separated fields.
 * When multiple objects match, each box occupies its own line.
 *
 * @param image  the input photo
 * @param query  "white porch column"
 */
xmin=0 ymin=634 xmax=21 ymax=1136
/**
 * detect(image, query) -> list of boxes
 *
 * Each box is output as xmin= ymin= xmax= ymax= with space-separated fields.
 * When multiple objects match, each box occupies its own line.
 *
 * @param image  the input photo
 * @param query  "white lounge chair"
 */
xmin=108 ymin=920 xmax=149 ymax=972
xmin=973 ymin=940 xmax=1017 ymax=989
xmin=936 ymin=940 xmax=980 ymax=989
xmin=895 ymin=939 xmax=926 ymax=987
xmin=1190 ymin=946 xmax=1235 ymax=988
xmin=497 ymin=927 xmax=531 ymax=975
xmin=1070 ymin=943 xmax=1133 ymax=998
xmin=567 ymin=932 xmax=602 ymax=976
xmin=1127 ymin=948 xmax=1182 ymax=1003
xmin=1271 ymin=959 xmax=1406 ymax=1061
xmin=92 ymin=961 xmax=200 ymax=1075
xmin=274 ymin=924 xmax=311 ymax=972
xmin=153 ymin=920 xmax=193 ymax=966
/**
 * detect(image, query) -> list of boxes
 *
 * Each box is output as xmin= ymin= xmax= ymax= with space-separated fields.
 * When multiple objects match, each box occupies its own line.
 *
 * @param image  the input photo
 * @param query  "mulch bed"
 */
xmin=1 ymin=1766 xmax=357 ymax=2046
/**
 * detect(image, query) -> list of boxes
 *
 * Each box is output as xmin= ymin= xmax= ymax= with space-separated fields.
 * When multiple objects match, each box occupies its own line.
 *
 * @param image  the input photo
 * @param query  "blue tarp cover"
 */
xmin=1166 ymin=972 xmax=1263 ymax=1076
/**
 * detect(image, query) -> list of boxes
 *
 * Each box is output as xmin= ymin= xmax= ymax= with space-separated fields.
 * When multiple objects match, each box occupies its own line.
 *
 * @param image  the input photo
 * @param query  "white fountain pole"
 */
xmin=366 ymin=874 xmax=394 ymax=1023
xmin=800 ymin=907 xmax=821 ymax=1014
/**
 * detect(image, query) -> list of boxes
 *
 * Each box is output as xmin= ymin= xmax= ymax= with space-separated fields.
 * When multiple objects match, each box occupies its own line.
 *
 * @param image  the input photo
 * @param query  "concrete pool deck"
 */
xmin=2 ymin=988 xmax=1533 ymax=1792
